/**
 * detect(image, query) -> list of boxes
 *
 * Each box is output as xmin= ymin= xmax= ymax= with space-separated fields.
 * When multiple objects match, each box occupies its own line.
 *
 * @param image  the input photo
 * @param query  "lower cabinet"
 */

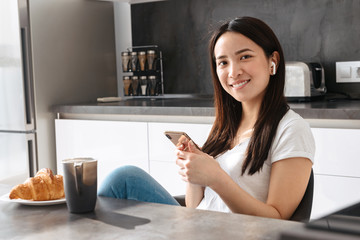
xmin=310 ymin=127 xmax=360 ymax=219
xmin=150 ymin=161 xmax=186 ymax=196
xmin=55 ymin=118 xmax=360 ymax=220
xmin=55 ymin=119 xmax=149 ymax=187
xmin=312 ymin=174 xmax=360 ymax=219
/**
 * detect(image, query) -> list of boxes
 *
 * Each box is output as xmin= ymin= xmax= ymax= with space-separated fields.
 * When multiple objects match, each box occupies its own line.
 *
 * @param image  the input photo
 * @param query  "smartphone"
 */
xmin=164 ymin=131 xmax=198 ymax=150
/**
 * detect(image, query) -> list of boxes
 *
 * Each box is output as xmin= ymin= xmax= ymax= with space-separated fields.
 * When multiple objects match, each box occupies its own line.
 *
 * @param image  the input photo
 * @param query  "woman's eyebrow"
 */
xmin=215 ymin=55 xmax=227 ymax=60
xmin=235 ymin=48 xmax=254 ymax=55
xmin=215 ymin=48 xmax=254 ymax=60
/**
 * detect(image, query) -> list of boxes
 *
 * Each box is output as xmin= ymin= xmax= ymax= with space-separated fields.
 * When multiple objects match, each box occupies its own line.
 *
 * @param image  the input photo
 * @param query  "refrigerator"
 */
xmin=0 ymin=0 xmax=37 ymax=184
xmin=0 ymin=0 xmax=117 ymax=185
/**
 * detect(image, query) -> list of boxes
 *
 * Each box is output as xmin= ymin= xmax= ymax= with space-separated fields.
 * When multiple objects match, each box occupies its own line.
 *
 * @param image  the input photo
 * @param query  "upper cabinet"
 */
xmin=97 ymin=0 xmax=166 ymax=4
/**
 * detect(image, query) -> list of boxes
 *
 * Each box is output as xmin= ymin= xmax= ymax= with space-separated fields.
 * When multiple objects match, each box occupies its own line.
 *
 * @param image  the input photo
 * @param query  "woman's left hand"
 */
xmin=175 ymin=140 xmax=221 ymax=187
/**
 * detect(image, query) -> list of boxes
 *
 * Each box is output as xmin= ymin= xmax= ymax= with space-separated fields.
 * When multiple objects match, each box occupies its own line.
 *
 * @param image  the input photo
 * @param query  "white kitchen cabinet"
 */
xmin=312 ymin=128 xmax=360 ymax=178
xmin=312 ymin=174 xmax=360 ymax=219
xmin=148 ymin=122 xmax=212 ymax=195
xmin=310 ymin=128 xmax=360 ymax=220
xmin=55 ymin=118 xmax=212 ymax=195
xmin=55 ymin=119 xmax=149 ymax=187
xmin=150 ymin=161 xmax=186 ymax=196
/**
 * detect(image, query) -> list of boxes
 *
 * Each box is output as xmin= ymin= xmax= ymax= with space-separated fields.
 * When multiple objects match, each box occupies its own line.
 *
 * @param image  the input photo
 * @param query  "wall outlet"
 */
xmin=336 ymin=61 xmax=360 ymax=83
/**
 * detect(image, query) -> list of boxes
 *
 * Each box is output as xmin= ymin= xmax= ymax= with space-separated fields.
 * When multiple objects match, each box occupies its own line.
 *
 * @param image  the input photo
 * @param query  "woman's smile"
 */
xmin=230 ymin=79 xmax=250 ymax=89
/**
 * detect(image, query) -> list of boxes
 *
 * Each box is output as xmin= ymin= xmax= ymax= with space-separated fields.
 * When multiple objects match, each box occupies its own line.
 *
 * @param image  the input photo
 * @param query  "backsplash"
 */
xmin=132 ymin=0 xmax=360 ymax=96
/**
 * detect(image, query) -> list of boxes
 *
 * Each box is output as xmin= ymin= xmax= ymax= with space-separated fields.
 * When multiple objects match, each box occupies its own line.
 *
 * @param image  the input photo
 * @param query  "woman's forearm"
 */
xmin=209 ymin=158 xmax=312 ymax=220
xmin=211 ymin=171 xmax=281 ymax=218
xmin=185 ymin=183 xmax=204 ymax=208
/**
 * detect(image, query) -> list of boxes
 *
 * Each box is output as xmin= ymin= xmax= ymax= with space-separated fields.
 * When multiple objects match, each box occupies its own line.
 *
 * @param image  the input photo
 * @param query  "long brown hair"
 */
xmin=202 ymin=17 xmax=289 ymax=175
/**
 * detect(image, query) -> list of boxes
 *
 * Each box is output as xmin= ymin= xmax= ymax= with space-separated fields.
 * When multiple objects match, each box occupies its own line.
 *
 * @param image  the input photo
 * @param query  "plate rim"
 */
xmin=0 ymin=192 xmax=66 ymax=206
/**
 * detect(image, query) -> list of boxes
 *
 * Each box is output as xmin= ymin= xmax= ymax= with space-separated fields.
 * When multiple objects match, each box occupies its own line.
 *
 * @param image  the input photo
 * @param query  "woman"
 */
xmin=98 ymin=16 xmax=315 ymax=220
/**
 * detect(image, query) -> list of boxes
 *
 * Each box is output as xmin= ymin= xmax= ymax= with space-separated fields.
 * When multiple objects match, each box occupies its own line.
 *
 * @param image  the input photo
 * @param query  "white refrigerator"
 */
xmin=0 ymin=0 xmax=117 ymax=184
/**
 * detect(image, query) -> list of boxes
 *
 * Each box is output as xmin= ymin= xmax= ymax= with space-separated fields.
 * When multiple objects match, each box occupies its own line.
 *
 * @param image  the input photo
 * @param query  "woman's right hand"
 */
xmin=175 ymin=140 xmax=221 ymax=188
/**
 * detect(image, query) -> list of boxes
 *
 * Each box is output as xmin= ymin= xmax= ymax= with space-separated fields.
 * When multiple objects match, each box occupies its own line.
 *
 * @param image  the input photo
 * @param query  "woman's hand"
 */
xmin=175 ymin=140 xmax=221 ymax=187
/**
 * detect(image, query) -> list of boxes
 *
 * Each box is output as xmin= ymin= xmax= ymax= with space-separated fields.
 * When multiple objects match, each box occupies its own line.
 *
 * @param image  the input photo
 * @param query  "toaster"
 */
xmin=284 ymin=61 xmax=327 ymax=102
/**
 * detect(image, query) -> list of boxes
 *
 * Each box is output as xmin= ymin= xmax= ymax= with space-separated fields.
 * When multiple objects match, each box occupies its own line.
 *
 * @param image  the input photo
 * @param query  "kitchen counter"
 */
xmin=52 ymin=94 xmax=360 ymax=127
xmin=1 ymin=184 xmax=359 ymax=240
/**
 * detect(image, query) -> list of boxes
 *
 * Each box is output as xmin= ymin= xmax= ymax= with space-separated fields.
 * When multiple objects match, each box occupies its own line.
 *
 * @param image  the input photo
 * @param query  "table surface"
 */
xmin=1 ymin=184 xmax=359 ymax=240
xmin=0 ymin=184 xmax=301 ymax=240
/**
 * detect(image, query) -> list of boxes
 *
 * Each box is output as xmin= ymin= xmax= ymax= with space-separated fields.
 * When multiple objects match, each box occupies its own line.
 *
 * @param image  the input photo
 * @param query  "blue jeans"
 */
xmin=98 ymin=165 xmax=180 ymax=206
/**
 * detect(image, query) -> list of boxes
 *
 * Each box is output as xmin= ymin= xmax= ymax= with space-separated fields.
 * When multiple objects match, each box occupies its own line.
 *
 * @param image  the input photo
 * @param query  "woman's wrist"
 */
xmin=208 ymin=166 xmax=228 ymax=191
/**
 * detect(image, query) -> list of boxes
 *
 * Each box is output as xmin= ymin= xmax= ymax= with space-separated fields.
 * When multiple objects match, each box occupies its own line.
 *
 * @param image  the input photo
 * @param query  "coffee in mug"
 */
xmin=62 ymin=158 xmax=97 ymax=213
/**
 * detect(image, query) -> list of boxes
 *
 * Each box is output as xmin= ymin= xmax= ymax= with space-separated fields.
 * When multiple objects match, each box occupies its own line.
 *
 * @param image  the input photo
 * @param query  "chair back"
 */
xmin=289 ymin=169 xmax=314 ymax=222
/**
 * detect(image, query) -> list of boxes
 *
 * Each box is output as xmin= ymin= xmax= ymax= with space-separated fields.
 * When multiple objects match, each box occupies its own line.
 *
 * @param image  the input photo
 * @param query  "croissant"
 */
xmin=9 ymin=168 xmax=65 ymax=201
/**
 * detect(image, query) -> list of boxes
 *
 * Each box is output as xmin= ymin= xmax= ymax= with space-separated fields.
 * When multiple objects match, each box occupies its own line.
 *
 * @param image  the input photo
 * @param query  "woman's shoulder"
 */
xmin=280 ymin=109 xmax=309 ymax=129
xmin=276 ymin=109 xmax=313 ymax=137
xmin=270 ymin=109 xmax=315 ymax=164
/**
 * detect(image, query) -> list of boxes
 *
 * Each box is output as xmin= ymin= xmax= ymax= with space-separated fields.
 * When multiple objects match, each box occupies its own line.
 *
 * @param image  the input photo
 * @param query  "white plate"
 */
xmin=0 ymin=193 xmax=66 ymax=206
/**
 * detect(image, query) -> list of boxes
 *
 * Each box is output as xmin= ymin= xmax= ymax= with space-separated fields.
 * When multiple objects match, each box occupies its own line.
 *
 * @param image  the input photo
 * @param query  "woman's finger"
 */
xmin=175 ymin=149 xmax=188 ymax=159
xmin=176 ymin=143 xmax=185 ymax=151
xmin=176 ymin=158 xmax=184 ymax=167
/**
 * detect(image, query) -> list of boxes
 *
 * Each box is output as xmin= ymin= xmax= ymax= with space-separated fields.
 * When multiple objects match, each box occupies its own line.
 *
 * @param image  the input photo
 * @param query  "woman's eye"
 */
xmin=240 ymin=55 xmax=251 ymax=60
xmin=217 ymin=61 xmax=227 ymax=66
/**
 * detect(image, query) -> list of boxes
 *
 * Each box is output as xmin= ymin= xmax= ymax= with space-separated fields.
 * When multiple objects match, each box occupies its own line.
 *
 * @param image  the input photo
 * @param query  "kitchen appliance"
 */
xmin=284 ymin=62 xmax=327 ymax=102
xmin=0 ymin=0 xmax=37 ymax=184
xmin=0 ymin=0 xmax=116 ymax=184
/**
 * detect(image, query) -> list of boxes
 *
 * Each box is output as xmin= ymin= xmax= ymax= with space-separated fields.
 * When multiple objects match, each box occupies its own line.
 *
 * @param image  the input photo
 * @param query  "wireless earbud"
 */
xmin=271 ymin=61 xmax=276 ymax=75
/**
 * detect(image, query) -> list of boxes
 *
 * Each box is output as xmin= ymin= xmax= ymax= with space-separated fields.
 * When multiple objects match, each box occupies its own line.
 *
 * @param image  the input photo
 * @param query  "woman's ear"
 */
xmin=270 ymin=51 xmax=280 ymax=75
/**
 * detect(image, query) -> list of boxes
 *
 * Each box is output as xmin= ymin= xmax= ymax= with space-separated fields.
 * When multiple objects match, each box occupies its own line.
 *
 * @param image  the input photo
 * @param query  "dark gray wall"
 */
xmin=132 ymin=0 xmax=360 ymax=96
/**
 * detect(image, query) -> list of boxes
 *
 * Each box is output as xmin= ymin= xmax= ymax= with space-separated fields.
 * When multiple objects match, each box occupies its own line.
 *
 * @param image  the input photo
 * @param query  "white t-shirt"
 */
xmin=196 ymin=109 xmax=315 ymax=212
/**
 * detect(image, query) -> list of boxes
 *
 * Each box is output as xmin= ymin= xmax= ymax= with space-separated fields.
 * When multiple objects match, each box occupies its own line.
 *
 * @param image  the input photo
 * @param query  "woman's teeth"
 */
xmin=232 ymin=80 xmax=250 ymax=88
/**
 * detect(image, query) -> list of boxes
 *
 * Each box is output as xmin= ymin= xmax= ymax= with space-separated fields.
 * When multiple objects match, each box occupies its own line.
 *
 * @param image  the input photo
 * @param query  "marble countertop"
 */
xmin=52 ymin=94 xmax=360 ymax=121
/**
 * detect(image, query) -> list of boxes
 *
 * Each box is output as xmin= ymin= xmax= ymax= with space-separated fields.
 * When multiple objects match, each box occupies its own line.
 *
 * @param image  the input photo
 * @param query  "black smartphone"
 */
xmin=164 ymin=131 xmax=198 ymax=150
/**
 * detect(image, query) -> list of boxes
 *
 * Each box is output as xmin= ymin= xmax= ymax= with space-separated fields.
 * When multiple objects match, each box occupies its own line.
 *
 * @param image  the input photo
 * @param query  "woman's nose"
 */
xmin=228 ymin=63 xmax=242 ymax=78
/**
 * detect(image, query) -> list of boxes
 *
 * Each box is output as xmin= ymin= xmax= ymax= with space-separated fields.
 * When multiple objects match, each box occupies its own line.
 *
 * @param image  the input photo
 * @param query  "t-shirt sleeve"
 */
xmin=269 ymin=117 xmax=315 ymax=164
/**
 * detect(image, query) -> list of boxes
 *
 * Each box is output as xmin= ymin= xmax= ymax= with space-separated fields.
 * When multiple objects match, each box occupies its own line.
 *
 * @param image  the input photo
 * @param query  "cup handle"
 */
xmin=74 ymin=162 xmax=83 ymax=195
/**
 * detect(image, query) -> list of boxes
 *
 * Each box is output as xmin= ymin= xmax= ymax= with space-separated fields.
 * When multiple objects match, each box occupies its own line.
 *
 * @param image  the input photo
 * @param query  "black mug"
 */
xmin=62 ymin=158 xmax=97 ymax=213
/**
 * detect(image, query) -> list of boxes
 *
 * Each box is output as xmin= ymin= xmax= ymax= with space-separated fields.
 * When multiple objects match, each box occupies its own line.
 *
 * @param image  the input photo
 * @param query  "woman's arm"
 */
xmin=184 ymin=183 xmax=204 ymax=208
xmin=175 ymin=140 xmax=208 ymax=208
xmin=176 ymin=141 xmax=312 ymax=219
xmin=211 ymin=157 xmax=312 ymax=219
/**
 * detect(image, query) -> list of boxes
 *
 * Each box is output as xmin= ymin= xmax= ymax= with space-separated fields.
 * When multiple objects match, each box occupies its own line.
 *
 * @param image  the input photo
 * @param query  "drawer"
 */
xmin=312 ymin=128 xmax=360 ymax=178
xmin=311 ymin=174 xmax=360 ymax=220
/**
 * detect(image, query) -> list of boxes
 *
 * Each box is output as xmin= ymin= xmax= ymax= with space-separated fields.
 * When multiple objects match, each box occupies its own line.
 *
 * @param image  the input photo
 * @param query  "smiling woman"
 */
xmin=99 ymin=16 xmax=315 ymax=221
xmin=195 ymin=17 xmax=314 ymax=220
